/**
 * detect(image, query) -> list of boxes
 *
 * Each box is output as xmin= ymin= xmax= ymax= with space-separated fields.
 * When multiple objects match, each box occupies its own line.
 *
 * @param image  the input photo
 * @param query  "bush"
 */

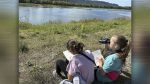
xmin=19 ymin=22 xmax=32 ymax=30
xmin=19 ymin=41 xmax=29 ymax=53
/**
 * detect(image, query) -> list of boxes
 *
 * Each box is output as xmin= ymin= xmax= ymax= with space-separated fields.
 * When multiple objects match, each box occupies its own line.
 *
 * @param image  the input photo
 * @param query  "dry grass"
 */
xmin=19 ymin=18 xmax=131 ymax=84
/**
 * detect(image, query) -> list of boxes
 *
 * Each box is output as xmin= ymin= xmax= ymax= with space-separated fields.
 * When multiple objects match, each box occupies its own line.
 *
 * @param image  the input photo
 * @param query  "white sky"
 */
xmin=97 ymin=0 xmax=131 ymax=6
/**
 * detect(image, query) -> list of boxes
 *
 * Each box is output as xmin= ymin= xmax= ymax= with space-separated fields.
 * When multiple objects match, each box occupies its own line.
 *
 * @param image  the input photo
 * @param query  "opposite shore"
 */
xmin=19 ymin=2 xmax=131 ymax=10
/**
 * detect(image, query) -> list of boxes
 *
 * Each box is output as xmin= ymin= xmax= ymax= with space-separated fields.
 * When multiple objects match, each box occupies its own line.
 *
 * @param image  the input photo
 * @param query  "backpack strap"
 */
xmin=79 ymin=52 xmax=98 ymax=81
xmin=79 ymin=52 xmax=96 ymax=65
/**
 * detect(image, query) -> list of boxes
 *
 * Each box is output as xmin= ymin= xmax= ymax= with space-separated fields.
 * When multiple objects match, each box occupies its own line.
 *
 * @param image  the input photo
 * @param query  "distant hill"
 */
xmin=68 ymin=0 xmax=119 ymax=7
xmin=19 ymin=0 xmax=131 ymax=9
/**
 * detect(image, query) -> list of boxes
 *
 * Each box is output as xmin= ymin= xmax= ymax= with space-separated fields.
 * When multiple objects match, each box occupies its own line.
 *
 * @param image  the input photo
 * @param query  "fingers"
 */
xmin=95 ymin=56 xmax=104 ymax=66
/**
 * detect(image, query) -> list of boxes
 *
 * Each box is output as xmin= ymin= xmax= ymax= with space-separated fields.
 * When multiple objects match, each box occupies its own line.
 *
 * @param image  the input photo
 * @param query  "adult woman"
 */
xmin=95 ymin=35 xmax=130 ymax=83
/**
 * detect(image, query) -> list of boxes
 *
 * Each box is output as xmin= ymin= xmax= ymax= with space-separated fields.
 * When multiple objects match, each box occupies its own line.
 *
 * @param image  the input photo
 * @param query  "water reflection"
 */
xmin=19 ymin=6 xmax=131 ymax=24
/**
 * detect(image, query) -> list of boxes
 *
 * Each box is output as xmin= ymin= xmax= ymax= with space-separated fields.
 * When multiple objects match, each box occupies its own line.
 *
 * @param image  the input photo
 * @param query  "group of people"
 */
xmin=54 ymin=35 xmax=131 ymax=84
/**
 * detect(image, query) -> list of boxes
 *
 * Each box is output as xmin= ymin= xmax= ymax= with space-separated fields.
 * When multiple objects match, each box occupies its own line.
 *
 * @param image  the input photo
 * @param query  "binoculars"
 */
xmin=99 ymin=38 xmax=110 ymax=44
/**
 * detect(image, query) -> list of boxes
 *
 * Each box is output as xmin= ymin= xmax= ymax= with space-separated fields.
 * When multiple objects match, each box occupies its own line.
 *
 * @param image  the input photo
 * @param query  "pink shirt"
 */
xmin=66 ymin=51 xmax=95 ymax=84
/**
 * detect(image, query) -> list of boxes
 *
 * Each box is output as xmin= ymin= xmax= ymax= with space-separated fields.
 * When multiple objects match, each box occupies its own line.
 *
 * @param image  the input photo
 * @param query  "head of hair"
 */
xmin=66 ymin=39 xmax=84 ymax=54
xmin=113 ymin=35 xmax=128 ymax=52
xmin=113 ymin=35 xmax=129 ymax=64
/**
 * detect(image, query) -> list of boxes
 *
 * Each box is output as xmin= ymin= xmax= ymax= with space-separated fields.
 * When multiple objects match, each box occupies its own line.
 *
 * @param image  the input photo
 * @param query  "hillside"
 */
xmin=19 ymin=0 xmax=131 ymax=9
xmin=67 ymin=0 xmax=119 ymax=7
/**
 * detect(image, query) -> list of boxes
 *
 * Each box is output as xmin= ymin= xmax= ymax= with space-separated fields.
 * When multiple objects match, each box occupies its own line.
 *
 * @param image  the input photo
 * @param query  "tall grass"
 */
xmin=19 ymin=18 xmax=131 ymax=55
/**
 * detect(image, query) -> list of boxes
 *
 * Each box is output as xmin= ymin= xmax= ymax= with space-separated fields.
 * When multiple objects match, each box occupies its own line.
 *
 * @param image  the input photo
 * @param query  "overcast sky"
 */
xmin=97 ymin=0 xmax=131 ymax=6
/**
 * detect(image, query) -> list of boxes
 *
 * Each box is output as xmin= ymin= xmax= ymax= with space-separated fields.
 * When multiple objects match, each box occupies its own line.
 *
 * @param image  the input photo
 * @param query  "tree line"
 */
xmin=19 ymin=0 xmax=131 ymax=10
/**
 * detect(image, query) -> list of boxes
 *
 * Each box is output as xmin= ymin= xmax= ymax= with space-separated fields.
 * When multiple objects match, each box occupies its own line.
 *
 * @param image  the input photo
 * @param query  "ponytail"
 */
xmin=114 ymin=35 xmax=130 ymax=64
xmin=66 ymin=39 xmax=84 ymax=54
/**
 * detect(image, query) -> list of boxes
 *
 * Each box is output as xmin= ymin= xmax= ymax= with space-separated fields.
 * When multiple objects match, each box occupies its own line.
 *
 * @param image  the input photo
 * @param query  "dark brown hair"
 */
xmin=115 ymin=35 xmax=128 ymax=52
xmin=66 ymin=39 xmax=84 ymax=54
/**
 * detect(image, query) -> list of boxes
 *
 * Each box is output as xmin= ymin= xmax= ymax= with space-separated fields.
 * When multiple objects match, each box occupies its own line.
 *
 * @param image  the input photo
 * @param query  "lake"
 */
xmin=19 ymin=6 xmax=131 ymax=24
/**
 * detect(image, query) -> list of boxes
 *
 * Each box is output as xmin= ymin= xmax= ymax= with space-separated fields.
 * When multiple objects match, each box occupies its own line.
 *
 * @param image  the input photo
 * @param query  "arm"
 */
xmin=66 ymin=59 xmax=79 ymax=81
xmin=96 ymin=56 xmax=106 ymax=76
xmin=104 ymin=44 xmax=110 ymax=51
xmin=67 ymin=74 xmax=73 ymax=81
xmin=102 ymin=44 xmax=111 ymax=56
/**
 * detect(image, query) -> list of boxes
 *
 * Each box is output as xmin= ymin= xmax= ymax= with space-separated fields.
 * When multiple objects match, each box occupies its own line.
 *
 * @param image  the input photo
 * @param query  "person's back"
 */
xmin=67 ymin=51 xmax=95 ymax=84
xmin=60 ymin=39 xmax=95 ymax=84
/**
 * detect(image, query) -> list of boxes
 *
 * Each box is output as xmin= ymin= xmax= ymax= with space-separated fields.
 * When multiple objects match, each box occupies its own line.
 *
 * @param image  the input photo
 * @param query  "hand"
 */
xmin=104 ymin=44 xmax=110 ymax=51
xmin=96 ymin=55 xmax=104 ymax=67
xmin=67 ymin=74 xmax=73 ymax=81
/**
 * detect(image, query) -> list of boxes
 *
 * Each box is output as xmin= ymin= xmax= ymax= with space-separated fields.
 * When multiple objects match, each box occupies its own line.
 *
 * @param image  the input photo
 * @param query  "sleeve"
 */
xmin=102 ymin=55 xmax=116 ymax=73
xmin=66 ymin=59 xmax=80 ymax=76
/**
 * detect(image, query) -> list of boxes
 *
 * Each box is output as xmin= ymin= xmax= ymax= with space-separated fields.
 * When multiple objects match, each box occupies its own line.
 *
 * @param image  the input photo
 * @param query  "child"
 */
xmin=95 ymin=35 xmax=130 ymax=83
xmin=56 ymin=39 xmax=95 ymax=84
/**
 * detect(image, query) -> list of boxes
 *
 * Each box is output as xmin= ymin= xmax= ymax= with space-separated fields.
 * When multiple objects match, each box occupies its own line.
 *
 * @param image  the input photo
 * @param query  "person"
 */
xmin=54 ymin=58 xmax=68 ymax=79
xmin=95 ymin=35 xmax=131 ymax=83
xmin=55 ymin=39 xmax=95 ymax=84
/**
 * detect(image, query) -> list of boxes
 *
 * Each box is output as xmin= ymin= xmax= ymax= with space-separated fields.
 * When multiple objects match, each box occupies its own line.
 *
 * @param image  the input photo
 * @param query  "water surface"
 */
xmin=19 ymin=6 xmax=131 ymax=24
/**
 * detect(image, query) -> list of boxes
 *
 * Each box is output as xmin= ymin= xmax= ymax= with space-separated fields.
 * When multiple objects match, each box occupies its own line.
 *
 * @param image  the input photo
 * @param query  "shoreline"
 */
xmin=19 ymin=18 xmax=131 ymax=25
xmin=19 ymin=3 xmax=131 ymax=10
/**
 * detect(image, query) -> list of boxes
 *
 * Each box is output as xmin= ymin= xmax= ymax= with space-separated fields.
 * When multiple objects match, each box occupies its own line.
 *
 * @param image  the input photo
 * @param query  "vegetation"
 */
xmin=19 ymin=41 xmax=29 ymax=53
xmin=19 ymin=18 xmax=131 ymax=84
xmin=19 ymin=0 xmax=131 ymax=10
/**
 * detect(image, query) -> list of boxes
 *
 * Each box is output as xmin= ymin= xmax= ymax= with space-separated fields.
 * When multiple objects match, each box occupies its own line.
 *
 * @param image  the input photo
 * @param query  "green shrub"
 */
xmin=19 ymin=41 xmax=29 ymax=53
xmin=19 ymin=22 xmax=32 ymax=29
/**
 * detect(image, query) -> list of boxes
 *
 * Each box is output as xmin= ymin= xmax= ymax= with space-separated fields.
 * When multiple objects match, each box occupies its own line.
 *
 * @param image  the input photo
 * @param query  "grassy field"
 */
xmin=19 ymin=18 xmax=131 ymax=84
